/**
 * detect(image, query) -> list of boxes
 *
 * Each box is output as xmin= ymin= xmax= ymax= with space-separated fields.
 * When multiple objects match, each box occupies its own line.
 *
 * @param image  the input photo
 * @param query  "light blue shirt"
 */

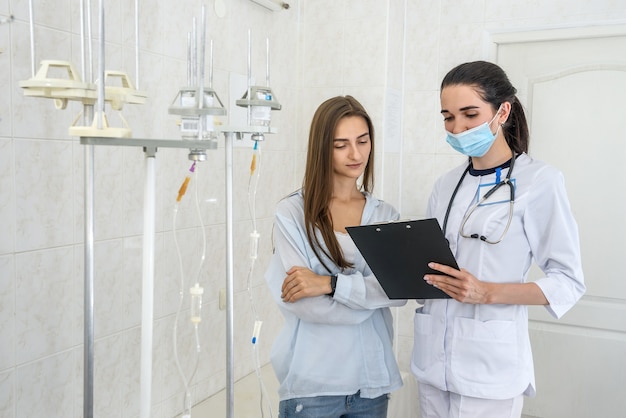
xmin=266 ymin=190 xmax=405 ymax=401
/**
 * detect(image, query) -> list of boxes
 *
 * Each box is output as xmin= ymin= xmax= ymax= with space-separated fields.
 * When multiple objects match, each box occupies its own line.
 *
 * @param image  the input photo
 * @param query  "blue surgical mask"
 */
xmin=445 ymin=107 xmax=501 ymax=157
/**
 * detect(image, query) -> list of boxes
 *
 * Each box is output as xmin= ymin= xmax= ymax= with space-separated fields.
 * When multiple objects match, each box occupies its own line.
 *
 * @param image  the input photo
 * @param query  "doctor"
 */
xmin=412 ymin=61 xmax=586 ymax=418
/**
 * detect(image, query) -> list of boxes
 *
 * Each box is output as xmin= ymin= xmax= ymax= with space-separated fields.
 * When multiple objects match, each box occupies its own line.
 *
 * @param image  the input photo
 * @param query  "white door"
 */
xmin=490 ymin=26 xmax=626 ymax=418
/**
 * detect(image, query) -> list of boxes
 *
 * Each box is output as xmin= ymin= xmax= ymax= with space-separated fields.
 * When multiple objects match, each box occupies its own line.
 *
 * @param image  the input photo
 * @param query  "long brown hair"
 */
xmin=303 ymin=95 xmax=375 ymax=272
xmin=441 ymin=60 xmax=529 ymax=154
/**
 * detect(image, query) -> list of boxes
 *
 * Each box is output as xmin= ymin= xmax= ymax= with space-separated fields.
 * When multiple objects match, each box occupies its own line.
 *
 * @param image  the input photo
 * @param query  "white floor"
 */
xmin=186 ymin=364 xmax=279 ymax=417
xmin=185 ymin=364 xmax=417 ymax=418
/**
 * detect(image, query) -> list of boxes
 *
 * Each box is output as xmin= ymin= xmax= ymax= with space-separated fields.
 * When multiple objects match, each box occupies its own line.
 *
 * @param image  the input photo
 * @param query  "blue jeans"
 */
xmin=279 ymin=391 xmax=389 ymax=418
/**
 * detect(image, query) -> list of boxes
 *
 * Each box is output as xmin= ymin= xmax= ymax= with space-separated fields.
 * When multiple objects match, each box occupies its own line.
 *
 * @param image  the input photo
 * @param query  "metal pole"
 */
xmin=140 ymin=149 xmax=157 ymax=418
xmin=80 ymin=0 xmax=86 ymax=82
xmin=28 ymin=0 xmax=35 ymax=77
xmin=198 ymin=5 xmax=206 ymax=140
xmin=187 ymin=32 xmax=192 ymax=87
xmin=246 ymin=30 xmax=251 ymax=125
xmin=191 ymin=18 xmax=197 ymax=87
xmin=81 ymin=1 xmax=94 ymax=416
xmin=224 ymin=132 xmax=235 ymax=418
xmin=266 ymin=37 xmax=270 ymax=87
xmin=83 ymin=144 xmax=95 ymax=418
xmin=209 ymin=40 xmax=214 ymax=88
xmin=199 ymin=4 xmax=206 ymax=103
xmin=135 ymin=0 xmax=140 ymax=90
xmin=97 ymin=0 xmax=105 ymax=129
xmin=86 ymin=0 xmax=93 ymax=83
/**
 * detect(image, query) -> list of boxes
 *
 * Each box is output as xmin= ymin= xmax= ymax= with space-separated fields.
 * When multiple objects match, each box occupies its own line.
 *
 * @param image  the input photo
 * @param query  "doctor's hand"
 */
xmin=281 ymin=266 xmax=332 ymax=303
xmin=423 ymin=262 xmax=493 ymax=304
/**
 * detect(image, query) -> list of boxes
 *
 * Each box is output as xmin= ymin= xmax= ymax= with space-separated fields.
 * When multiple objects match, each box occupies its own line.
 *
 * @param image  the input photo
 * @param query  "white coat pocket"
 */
xmin=451 ymin=316 xmax=519 ymax=389
xmin=412 ymin=308 xmax=433 ymax=371
xmin=411 ymin=307 xmax=446 ymax=388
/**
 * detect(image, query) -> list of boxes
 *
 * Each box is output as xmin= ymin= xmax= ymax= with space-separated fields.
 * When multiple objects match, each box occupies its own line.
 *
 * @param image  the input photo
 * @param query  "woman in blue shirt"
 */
xmin=265 ymin=95 xmax=405 ymax=417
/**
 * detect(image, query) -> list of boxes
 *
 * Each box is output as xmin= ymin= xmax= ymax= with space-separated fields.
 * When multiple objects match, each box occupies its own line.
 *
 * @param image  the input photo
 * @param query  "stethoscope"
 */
xmin=442 ymin=151 xmax=516 ymax=245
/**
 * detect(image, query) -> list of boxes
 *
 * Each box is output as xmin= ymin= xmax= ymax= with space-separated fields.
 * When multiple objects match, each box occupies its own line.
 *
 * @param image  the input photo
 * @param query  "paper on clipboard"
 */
xmin=346 ymin=218 xmax=457 ymax=299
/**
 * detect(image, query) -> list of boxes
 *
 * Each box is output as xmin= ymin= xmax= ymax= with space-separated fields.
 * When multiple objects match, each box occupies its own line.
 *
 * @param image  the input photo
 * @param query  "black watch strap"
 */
xmin=328 ymin=274 xmax=338 ymax=297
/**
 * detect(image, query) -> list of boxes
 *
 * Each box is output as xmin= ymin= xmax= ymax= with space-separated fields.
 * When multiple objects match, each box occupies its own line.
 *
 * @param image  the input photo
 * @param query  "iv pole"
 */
xmin=224 ymin=132 xmax=235 ymax=418
xmin=81 ymin=0 xmax=95 ymax=415
xmin=81 ymin=0 xmax=143 ymax=415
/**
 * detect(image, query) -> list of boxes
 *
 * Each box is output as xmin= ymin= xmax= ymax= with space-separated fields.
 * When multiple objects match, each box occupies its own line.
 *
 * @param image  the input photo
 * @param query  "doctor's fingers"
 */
xmin=427 ymin=262 xmax=464 ymax=277
xmin=424 ymin=270 xmax=470 ymax=290
xmin=436 ymin=276 xmax=490 ymax=304
xmin=427 ymin=278 xmax=472 ymax=303
xmin=423 ymin=266 xmax=468 ymax=287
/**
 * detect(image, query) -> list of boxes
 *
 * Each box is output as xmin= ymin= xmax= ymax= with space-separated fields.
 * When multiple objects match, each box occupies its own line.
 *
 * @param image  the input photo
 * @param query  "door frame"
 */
xmin=484 ymin=22 xmax=626 ymax=58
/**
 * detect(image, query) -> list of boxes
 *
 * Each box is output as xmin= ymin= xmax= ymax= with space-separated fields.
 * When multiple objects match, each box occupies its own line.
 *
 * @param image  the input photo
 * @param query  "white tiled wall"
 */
xmin=1 ymin=0 xmax=625 ymax=417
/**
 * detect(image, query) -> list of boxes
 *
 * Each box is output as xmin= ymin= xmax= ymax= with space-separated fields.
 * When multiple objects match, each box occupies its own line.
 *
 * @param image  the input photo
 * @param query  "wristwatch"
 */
xmin=328 ymin=273 xmax=338 ymax=297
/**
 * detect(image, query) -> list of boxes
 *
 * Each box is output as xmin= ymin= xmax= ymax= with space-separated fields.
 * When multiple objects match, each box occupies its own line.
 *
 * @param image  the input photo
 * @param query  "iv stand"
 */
xmin=80 ymin=125 xmax=275 ymax=418
xmin=25 ymin=0 xmax=255 ymax=416
xmin=78 ymin=4 xmax=276 ymax=418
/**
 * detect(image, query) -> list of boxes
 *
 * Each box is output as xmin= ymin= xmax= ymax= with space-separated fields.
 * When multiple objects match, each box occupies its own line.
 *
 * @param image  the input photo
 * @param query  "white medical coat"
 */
xmin=411 ymin=153 xmax=585 ymax=399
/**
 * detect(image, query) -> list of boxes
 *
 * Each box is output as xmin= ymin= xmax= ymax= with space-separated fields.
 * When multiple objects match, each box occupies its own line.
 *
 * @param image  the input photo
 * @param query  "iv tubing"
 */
xmin=253 ymin=338 xmax=274 ymax=418
xmin=172 ymin=162 xmax=204 ymax=417
xmin=246 ymin=142 xmax=274 ymax=418
xmin=177 ymin=177 xmax=191 ymax=202
xmin=192 ymin=164 xmax=207 ymax=287
xmin=248 ymin=142 xmax=260 ymax=232
xmin=172 ymin=204 xmax=190 ymax=415
xmin=247 ymin=141 xmax=260 ymax=326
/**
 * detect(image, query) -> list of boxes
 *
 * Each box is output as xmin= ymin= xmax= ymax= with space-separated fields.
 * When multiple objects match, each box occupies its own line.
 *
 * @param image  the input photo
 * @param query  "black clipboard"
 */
xmin=346 ymin=218 xmax=457 ymax=299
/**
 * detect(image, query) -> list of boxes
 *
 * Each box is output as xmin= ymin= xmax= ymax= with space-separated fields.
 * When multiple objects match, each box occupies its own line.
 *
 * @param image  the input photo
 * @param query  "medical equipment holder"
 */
xmin=80 ymin=125 xmax=276 ymax=418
